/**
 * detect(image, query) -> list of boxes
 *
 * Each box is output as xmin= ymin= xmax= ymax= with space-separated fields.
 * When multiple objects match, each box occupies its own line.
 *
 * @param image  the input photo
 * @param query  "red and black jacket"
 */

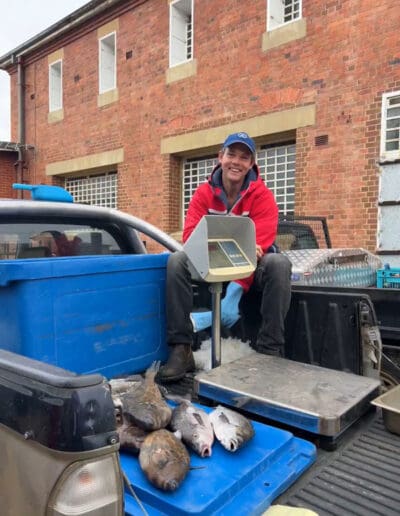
xmin=183 ymin=163 xmax=278 ymax=292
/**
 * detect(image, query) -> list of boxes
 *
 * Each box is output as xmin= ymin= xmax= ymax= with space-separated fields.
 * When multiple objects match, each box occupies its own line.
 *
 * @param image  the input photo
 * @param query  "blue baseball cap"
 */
xmin=223 ymin=132 xmax=256 ymax=155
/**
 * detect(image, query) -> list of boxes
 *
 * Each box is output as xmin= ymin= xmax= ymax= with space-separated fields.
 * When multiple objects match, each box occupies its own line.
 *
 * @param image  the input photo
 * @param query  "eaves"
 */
xmin=0 ymin=0 xmax=146 ymax=71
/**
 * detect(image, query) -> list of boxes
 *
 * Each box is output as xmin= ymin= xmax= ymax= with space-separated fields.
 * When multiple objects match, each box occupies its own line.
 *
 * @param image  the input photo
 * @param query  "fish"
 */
xmin=139 ymin=429 xmax=190 ymax=492
xmin=119 ymin=361 xmax=172 ymax=431
xmin=169 ymin=397 xmax=214 ymax=457
xmin=115 ymin=408 xmax=148 ymax=455
xmin=109 ymin=375 xmax=144 ymax=396
xmin=209 ymin=405 xmax=255 ymax=452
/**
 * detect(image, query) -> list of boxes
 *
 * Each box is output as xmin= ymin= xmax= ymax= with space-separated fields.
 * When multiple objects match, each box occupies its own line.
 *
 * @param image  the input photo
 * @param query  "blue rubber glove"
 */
xmin=191 ymin=282 xmax=244 ymax=332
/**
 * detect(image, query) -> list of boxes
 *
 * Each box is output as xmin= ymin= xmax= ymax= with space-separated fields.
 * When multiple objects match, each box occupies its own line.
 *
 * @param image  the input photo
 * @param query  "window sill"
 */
xmin=97 ymin=88 xmax=119 ymax=108
xmin=262 ymin=18 xmax=307 ymax=51
xmin=166 ymin=59 xmax=197 ymax=84
xmin=48 ymin=108 xmax=64 ymax=124
xmin=379 ymin=156 xmax=400 ymax=165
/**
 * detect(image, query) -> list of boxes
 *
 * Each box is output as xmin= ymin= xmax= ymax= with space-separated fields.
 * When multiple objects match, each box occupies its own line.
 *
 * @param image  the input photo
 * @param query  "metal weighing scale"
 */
xmin=184 ymin=216 xmax=381 ymax=440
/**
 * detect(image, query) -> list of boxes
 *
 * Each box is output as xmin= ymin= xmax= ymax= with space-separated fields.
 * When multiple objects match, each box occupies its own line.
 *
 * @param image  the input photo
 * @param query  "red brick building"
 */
xmin=0 ymin=0 xmax=399 ymax=254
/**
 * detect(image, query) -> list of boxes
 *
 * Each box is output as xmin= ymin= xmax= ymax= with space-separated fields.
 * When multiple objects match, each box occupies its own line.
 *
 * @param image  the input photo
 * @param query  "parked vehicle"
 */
xmin=0 ymin=190 xmax=399 ymax=516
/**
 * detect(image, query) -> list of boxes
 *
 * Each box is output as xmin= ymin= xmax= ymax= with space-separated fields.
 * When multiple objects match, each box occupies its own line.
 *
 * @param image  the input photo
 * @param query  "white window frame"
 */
xmin=49 ymin=59 xmax=63 ymax=112
xmin=99 ymin=31 xmax=117 ymax=94
xmin=169 ymin=0 xmax=194 ymax=68
xmin=65 ymin=172 xmax=118 ymax=208
xmin=259 ymin=142 xmax=296 ymax=215
xmin=380 ymin=91 xmax=400 ymax=162
xmin=267 ymin=0 xmax=302 ymax=32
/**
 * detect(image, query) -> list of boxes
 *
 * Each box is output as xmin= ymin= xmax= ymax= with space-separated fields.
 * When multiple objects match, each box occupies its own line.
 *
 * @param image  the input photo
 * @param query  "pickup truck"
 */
xmin=0 ymin=190 xmax=399 ymax=516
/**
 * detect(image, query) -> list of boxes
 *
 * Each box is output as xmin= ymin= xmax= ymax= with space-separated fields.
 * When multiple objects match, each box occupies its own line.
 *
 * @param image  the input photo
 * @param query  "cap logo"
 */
xmin=237 ymin=132 xmax=249 ymax=138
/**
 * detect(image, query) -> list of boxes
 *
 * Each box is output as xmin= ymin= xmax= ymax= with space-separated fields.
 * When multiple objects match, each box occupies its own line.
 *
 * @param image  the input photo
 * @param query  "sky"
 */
xmin=0 ymin=0 xmax=91 ymax=141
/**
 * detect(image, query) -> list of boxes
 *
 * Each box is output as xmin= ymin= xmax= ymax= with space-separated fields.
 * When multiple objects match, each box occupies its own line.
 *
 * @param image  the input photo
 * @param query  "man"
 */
xmin=158 ymin=132 xmax=292 ymax=382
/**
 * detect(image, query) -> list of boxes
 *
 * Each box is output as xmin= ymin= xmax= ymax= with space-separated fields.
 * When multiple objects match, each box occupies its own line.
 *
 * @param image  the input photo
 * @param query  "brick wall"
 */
xmin=0 ymin=152 xmax=17 ymax=197
xmin=6 ymin=0 xmax=400 ymax=250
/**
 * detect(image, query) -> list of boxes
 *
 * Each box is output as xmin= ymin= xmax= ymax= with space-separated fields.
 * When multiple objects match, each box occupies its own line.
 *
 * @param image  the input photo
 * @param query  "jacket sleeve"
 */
xmin=182 ymin=185 xmax=210 ymax=243
xmin=250 ymin=187 xmax=279 ymax=251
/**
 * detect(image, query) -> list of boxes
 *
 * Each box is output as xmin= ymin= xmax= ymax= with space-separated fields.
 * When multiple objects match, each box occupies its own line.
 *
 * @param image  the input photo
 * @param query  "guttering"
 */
xmin=16 ymin=57 xmax=25 ymax=196
xmin=0 ymin=0 xmax=127 ymax=70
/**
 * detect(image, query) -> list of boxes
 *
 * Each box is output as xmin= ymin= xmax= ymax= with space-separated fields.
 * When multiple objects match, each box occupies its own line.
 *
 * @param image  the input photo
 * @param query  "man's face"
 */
xmin=218 ymin=143 xmax=254 ymax=185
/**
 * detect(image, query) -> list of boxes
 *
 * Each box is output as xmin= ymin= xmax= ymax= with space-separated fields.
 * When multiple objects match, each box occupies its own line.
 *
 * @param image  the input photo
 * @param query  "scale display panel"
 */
xmin=208 ymin=239 xmax=251 ymax=269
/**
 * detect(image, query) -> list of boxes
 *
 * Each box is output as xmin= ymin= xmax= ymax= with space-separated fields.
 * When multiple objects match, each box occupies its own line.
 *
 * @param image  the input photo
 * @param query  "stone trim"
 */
xmin=47 ymin=48 xmax=64 ymax=64
xmin=166 ymin=59 xmax=197 ymax=84
xmin=97 ymin=18 xmax=119 ymax=39
xmin=48 ymin=109 xmax=64 ymax=124
xmin=262 ymin=18 xmax=307 ymax=52
xmin=161 ymin=104 xmax=316 ymax=155
xmin=46 ymin=148 xmax=124 ymax=176
xmin=97 ymin=88 xmax=119 ymax=107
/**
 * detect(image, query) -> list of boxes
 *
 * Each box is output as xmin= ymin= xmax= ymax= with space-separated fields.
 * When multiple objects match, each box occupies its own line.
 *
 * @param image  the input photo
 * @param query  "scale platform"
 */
xmin=194 ymin=353 xmax=381 ymax=437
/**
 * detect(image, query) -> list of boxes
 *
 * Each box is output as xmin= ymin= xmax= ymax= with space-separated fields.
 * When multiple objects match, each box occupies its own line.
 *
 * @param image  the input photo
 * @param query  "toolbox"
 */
xmin=283 ymin=248 xmax=382 ymax=287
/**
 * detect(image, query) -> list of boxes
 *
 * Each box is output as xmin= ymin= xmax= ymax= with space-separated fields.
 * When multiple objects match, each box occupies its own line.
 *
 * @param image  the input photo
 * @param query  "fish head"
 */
xmin=191 ymin=428 xmax=214 ymax=457
xmin=157 ymin=460 xmax=186 ymax=492
xmin=218 ymin=426 xmax=241 ymax=452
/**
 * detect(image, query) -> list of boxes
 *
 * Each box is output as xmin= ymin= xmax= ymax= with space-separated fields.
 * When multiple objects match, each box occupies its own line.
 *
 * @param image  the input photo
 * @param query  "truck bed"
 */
xmin=163 ymin=374 xmax=400 ymax=516
xmin=274 ymin=410 xmax=400 ymax=516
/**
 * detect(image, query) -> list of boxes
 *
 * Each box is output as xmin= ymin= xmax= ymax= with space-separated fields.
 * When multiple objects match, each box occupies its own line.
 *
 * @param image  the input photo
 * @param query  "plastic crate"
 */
xmin=376 ymin=268 xmax=400 ymax=288
xmin=0 ymin=254 xmax=169 ymax=378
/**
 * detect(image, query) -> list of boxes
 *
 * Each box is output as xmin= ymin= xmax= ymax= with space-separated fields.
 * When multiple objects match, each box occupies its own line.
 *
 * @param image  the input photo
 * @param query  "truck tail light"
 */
xmin=47 ymin=455 xmax=123 ymax=516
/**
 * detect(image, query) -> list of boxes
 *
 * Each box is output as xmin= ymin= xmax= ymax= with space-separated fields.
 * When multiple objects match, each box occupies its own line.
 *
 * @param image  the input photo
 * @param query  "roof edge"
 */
xmin=0 ymin=0 xmax=125 ymax=70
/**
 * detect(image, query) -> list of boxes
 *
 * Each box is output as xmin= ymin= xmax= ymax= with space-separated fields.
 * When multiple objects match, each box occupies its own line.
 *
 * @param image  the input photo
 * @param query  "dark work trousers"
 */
xmin=166 ymin=250 xmax=292 ymax=356
xmin=251 ymin=253 xmax=292 ymax=356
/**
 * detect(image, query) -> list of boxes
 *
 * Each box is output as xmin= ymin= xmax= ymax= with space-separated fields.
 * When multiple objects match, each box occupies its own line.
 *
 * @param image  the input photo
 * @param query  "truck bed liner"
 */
xmin=275 ymin=413 xmax=400 ymax=515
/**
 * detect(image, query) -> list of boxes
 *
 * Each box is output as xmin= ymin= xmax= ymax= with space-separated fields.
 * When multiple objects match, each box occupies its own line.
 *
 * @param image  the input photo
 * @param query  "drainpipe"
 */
xmin=16 ymin=55 xmax=25 ymax=198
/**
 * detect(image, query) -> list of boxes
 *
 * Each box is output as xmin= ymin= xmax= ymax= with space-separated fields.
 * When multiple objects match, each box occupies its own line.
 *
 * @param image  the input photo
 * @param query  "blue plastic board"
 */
xmin=0 ymin=254 xmax=169 ymax=377
xmin=121 ymin=415 xmax=316 ymax=516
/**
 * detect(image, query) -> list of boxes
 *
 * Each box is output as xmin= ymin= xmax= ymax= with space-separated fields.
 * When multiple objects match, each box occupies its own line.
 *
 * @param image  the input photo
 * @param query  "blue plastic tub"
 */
xmin=0 ymin=254 xmax=169 ymax=378
xmin=121 ymin=404 xmax=316 ymax=516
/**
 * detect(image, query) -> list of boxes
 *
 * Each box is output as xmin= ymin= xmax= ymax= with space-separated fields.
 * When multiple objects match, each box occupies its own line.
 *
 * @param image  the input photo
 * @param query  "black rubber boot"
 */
xmin=157 ymin=344 xmax=195 ymax=382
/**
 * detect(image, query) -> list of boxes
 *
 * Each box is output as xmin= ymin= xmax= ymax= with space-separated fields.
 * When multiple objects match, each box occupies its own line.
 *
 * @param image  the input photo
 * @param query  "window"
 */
xmin=65 ymin=172 xmax=117 ymax=208
xmin=267 ymin=0 xmax=302 ymax=31
xmin=49 ymin=60 xmax=62 ymax=112
xmin=381 ymin=92 xmax=400 ymax=161
xmin=183 ymin=156 xmax=217 ymax=214
xmin=0 ymin=222 xmax=123 ymax=259
xmin=182 ymin=142 xmax=296 ymax=220
xmin=258 ymin=143 xmax=296 ymax=215
xmin=169 ymin=0 xmax=193 ymax=67
xmin=99 ymin=32 xmax=116 ymax=93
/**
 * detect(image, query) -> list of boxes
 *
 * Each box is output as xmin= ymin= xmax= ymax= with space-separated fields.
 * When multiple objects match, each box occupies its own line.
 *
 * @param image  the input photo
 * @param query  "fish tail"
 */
xmin=145 ymin=360 xmax=161 ymax=380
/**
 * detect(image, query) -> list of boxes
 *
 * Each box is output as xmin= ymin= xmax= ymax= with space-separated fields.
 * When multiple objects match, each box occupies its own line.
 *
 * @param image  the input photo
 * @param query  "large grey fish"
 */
xmin=119 ymin=362 xmax=172 ymax=431
xmin=209 ymin=405 xmax=255 ymax=452
xmin=139 ymin=429 xmax=190 ymax=492
xmin=169 ymin=397 xmax=214 ymax=457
